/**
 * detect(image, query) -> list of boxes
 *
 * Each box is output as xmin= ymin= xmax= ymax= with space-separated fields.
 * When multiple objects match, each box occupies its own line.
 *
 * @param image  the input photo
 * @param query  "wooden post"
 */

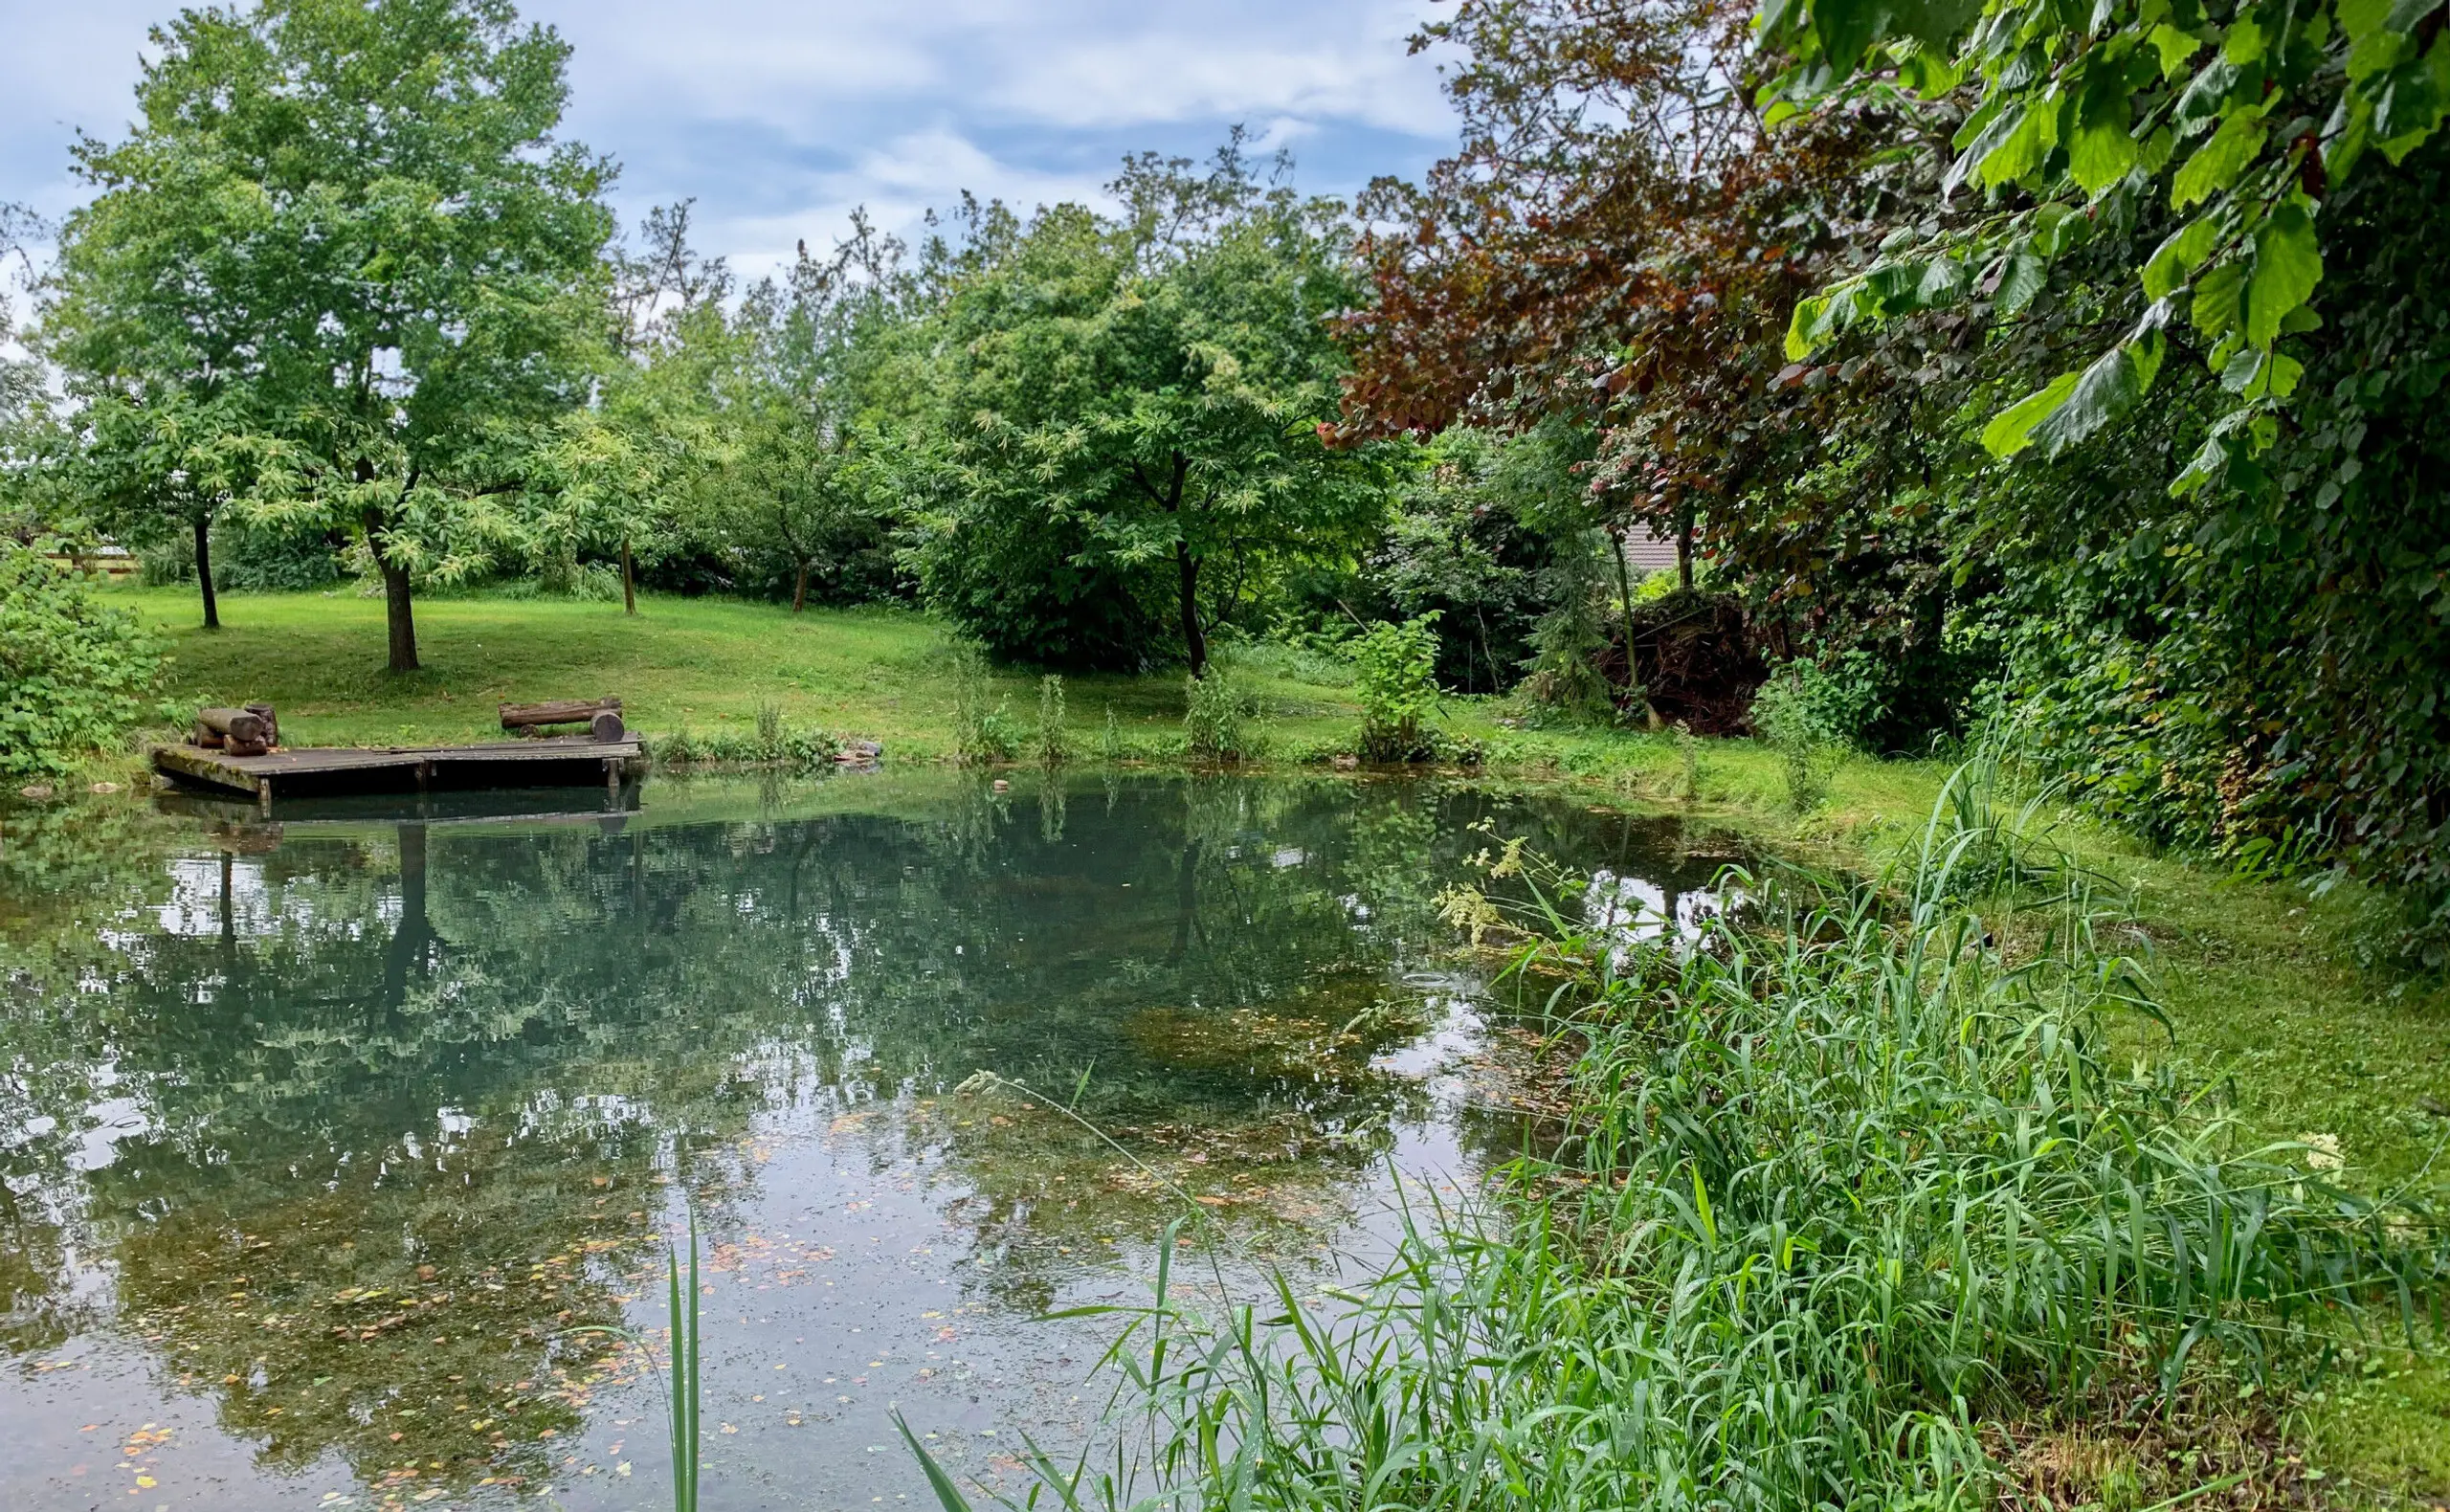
xmin=605 ymin=756 xmax=619 ymax=797
xmin=256 ymin=778 xmax=272 ymax=816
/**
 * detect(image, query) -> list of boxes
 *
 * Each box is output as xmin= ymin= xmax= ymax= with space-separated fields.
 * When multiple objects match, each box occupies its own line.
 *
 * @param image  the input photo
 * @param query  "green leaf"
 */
xmin=2171 ymin=107 xmax=2268 ymax=209
xmin=2029 ymin=341 xmax=2160 ymax=456
xmin=1813 ymin=0 xmax=1883 ymax=72
xmin=1996 ymin=252 xmax=2050 ymax=314
xmin=2149 ymin=22 xmax=2203 ymax=77
xmin=2070 ymin=92 xmax=2142 ymax=194
xmin=2221 ymin=15 xmax=2267 ymax=64
xmin=2338 ymin=0 xmax=2394 ymax=45
xmin=2143 ymin=218 xmax=2217 ymax=300
xmin=1982 ymin=370 xmax=2082 ymax=457
xmin=2244 ymin=200 xmax=2322 ymax=347
xmin=1979 ymin=100 xmax=2060 ymax=187
xmin=2190 ymin=258 xmax=2247 ymax=340
xmin=1786 ymin=294 xmax=1835 ymax=361
xmin=893 ymin=1412 xmax=977 ymax=1512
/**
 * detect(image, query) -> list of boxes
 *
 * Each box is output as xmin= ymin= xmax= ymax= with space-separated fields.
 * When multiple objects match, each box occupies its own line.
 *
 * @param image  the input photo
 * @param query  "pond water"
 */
xmin=0 ymin=770 xmax=1734 ymax=1511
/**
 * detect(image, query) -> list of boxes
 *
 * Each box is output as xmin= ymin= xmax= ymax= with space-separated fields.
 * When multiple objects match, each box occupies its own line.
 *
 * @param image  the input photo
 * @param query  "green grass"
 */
xmin=100 ymin=584 xmax=2450 ymax=1502
xmin=110 ymin=585 xmax=1376 ymax=758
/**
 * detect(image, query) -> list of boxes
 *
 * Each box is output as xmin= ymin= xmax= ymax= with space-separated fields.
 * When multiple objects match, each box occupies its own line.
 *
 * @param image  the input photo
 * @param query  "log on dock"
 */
xmin=193 ymin=706 xmax=272 ymax=756
xmin=501 ymin=698 xmax=623 ymax=738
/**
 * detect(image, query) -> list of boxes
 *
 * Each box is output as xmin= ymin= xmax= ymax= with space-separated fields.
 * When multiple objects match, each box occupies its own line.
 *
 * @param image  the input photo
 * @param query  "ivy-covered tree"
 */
xmin=42 ymin=0 xmax=614 ymax=672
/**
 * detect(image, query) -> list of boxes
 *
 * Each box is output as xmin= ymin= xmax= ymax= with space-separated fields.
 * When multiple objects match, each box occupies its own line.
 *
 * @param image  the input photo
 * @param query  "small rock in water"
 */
xmin=89 ymin=781 xmax=122 ymax=794
xmin=991 ymin=779 xmax=1010 ymax=791
xmin=17 ymin=784 xmax=55 ymax=801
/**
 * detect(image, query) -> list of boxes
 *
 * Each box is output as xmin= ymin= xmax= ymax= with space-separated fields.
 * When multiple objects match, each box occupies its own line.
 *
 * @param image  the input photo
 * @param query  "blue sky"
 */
xmin=0 ymin=0 xmax=1461 ymax=287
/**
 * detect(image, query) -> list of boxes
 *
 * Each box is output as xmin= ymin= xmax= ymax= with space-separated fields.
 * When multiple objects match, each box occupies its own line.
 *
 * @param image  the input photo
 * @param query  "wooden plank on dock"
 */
xmin=150 ymin=737 xmax=643 ymax=800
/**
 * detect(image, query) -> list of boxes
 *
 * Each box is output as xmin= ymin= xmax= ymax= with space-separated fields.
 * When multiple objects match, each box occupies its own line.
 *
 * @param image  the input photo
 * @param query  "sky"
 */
xmin=0 ymin=0 xmax=1462 ymax=291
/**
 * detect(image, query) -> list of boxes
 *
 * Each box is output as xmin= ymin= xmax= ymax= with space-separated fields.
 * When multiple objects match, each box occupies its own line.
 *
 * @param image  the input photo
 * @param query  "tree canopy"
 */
xmin=42 ymin=0 xmax=614 ymax=670
xmin=909 ymin=145 xmax=1400 ymax=674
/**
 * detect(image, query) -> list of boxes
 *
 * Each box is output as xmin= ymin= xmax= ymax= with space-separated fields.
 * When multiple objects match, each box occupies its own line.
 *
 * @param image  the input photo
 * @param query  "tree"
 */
xmin=75 ymin=389 xmax=270 ymax=630
xmin=43 ymin=0 xmax=613 ymax=672
xmin=1330 ymin=0 xmax=1880 ymax=705
xmin=912 ymin=144 xmax=1398 ymax=675
xmin=715 ymin=222 xmax=910 ymax=611
xmin=525 ymin=203 xmax=736 ymax=615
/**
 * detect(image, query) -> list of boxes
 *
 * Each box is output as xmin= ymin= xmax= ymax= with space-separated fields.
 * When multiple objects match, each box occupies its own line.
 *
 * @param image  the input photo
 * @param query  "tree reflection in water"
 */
xmin=0 ymin=772 xmax=1728 ymax=1502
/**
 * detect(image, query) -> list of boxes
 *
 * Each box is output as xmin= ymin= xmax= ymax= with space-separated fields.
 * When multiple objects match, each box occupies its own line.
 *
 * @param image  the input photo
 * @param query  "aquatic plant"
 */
xmin=996 ymin=761 xmax=2450 ymax=1511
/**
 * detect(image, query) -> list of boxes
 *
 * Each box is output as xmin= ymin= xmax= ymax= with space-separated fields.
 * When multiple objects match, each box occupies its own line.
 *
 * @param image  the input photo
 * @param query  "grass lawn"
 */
xmin=88 ymin=582 xmax=2450 ymax=1498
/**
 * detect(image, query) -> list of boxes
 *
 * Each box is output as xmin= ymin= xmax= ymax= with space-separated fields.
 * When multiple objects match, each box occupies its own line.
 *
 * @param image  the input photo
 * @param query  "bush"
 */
xmin=1752 ymin=655 xmax=1884 ymax=814
xmin=0 ymin=546 xmax=167 ymax=779
xmin=1749 ymin=651 xmax=1887 ymax=751
xmin=1352 ymin=614 xmax=1442 ymax=762
xmin=1036 ymin=674 xmax=1067 ymax=765
xmin=1185 ymin=668 xmax=1264 ymax=762
xmin=949 ymin=643 xmax=1020 ymax=764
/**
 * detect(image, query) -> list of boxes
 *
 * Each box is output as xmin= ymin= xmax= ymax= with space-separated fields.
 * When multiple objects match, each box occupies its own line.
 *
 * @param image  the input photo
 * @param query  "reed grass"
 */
xmin=930 ymin=759 xmax=2449 ymax=1511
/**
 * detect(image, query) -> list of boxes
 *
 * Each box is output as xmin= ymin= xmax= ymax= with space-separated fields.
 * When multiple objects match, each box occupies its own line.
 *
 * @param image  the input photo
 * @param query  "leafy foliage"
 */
xmin=1351 ymin=614 xmax=1443 ymax=761
xmin=43 ymin=0 xmax=615 ymax=671
xmin=0 ymin=547 xmax=166 ymax=778
xmin=907 ymin=143 xmax=1399 ymax=673
xmin=1766 ymin=0 xmax=2450 ymax=490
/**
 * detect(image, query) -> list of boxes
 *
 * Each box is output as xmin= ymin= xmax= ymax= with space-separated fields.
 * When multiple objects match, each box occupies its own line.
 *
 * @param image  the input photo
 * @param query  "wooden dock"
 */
xmin=152 ymin=736 xmax=643 ymax=811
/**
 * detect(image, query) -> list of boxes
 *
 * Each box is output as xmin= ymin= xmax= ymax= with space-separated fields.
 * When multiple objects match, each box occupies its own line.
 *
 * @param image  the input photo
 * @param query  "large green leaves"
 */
xmin=1760 ymin=0 xmax=2449 ymax=493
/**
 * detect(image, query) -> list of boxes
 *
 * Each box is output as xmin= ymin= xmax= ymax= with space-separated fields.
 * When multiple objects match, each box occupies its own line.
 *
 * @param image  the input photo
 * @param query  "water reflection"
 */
xmin=0 ymin=772 xmax=1728 ymax=1508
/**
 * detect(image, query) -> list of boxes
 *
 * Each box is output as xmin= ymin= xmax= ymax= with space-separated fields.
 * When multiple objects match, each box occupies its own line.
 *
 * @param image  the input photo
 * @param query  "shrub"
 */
xmin=1036 ymin=674 xmax=1067 ymax=765
xmin=949 ymin=644 xmax=1020 ymax=764
xmin=1751 ymin=651 xmax=1888 ymax=751
xmin=1752 ymin=658 xmax=1873 ymax=813
xmin=1351 ymin=614 xmax=1442 ymax=762
xmin=0 ymin=546 xmax=167 ymax=779
xmin=1184 ymin=669 xmax=1263 ymax=762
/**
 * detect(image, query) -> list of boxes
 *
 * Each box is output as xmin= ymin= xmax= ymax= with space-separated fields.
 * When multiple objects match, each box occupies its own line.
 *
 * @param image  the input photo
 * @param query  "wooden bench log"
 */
xmin=501 ymin=697 xmax=622 ymax=732
xmin=194 ymin=706 xmax=271 ymax=756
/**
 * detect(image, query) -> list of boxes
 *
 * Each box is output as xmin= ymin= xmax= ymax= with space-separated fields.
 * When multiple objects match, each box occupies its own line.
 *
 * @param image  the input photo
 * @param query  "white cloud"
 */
xmin=0 ymin=0 xmax=1459 ymax=278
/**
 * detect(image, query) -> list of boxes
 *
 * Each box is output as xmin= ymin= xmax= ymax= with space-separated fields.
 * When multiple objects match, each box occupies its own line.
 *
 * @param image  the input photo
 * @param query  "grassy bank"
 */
xmin=82 ymin=585 xmax=2450 ymax=1499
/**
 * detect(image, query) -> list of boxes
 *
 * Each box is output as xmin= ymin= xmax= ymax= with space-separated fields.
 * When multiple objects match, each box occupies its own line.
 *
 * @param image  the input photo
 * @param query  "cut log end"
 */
xmin=590 ymin=709 xmax=626 ymax=743
xmin=196 ymin=707 xmax=268 ymax=747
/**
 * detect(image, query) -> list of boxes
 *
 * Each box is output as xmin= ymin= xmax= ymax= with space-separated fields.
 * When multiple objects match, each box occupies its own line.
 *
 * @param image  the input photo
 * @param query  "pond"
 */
xmin=0 ymin=770 xmax=1736 ymax=1510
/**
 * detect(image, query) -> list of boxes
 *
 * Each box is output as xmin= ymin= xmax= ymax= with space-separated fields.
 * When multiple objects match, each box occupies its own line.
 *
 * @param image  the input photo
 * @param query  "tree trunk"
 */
xmin=792 ymin=561 xmax=810 ymax=613
xmin=1175 ymin=541 xmax=1207 ymax=678
xmin=1608 ymin=524 xmax=1653 ymax=723
xmin=194 ymin=513 xmax=220 ymax=631
xmin=621 ymin=535 xmax=636 ymax=616
xmin=1676 ymin=500 xmax=1695 ymax=593
xmin=1608 ymin=525 xmax=1639 ymax=679
xmin=364 ymin=505 xmax=419 ymax=673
